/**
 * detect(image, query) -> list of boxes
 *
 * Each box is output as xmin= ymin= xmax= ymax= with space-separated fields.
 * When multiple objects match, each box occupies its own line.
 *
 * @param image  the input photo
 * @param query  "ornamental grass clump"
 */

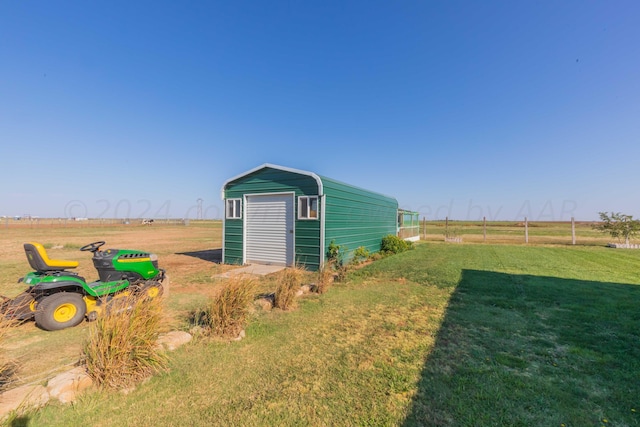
xmin=273 ymin=266 xmax=305 ymax=310
xmin=314 ymin=261 xmax=335 ymax=294
xmin=0 ymin=316 xmax=16 ymax=391
xmin=83 ymin=294 xmax=168 ymax=390
xmin=196 ymin=276 xmax=256 ymax=338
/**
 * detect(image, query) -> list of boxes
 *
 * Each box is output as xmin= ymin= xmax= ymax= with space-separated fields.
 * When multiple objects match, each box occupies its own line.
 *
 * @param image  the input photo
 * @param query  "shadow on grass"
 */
xmin=403 ymin=269 xmax=640 ymax=427
xmin=9 ymin=416 xmax=30 ymax=427
xmin=176 ymin=249 xmax=222 ymax=263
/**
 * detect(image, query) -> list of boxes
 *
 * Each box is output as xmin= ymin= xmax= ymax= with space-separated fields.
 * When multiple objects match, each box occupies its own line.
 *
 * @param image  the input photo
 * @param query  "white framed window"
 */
xmin=226 ymin=198 xmax=242 ymax=219
xmin=298 ymin=196 xmax=318 ymax=220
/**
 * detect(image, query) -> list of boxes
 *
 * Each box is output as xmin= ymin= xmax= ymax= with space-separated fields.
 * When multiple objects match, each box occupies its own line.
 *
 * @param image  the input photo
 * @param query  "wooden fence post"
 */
xmin=524 ymin=217 xmax=529 ymax=243
xmin=422 ymin=216 xmax=426 ymax=240
xmin=571 ymin=217 xmax=576 ymax=245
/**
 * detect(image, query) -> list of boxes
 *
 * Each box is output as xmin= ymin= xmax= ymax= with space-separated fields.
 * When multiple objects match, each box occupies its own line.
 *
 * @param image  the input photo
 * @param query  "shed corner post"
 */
xmin=221 ymin=187 xmax=226 ymax=265
xmin=319 ymin=194 xmax=327 ymax=270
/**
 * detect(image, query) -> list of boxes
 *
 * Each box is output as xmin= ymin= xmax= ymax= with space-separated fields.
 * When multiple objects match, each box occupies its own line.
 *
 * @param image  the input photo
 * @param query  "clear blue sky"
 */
xmin=1 ymin=1 xmax=638 ymax=221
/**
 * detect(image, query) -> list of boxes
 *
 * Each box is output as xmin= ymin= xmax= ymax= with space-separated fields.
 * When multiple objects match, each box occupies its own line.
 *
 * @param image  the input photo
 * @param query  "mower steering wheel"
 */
xmin=80 ymin=241 xmax=106 ymax=253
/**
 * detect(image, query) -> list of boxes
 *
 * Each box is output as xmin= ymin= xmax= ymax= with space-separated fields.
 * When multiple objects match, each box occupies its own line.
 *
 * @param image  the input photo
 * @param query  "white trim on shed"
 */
xmin=221 ymin=163 xmax=324 ymax=198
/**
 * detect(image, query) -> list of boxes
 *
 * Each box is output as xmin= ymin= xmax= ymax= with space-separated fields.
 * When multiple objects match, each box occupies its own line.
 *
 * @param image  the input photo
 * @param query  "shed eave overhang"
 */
xmin=220 ymin=163 xmax=324 ymax=199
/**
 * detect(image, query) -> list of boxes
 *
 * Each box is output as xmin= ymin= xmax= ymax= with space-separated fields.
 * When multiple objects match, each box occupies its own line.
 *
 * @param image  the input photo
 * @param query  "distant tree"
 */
xmin=593 ymin=212 xmax=640 ymax=245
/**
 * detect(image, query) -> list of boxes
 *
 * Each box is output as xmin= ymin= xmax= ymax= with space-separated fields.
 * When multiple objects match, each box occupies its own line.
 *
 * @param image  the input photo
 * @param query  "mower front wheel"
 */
xmin=136 ymin=281 xmax=164 ymax=300
xmin=1 ymin=291 xmax=38 ymax=321
xmin=35 ymin=292 xmax=87 ymax=331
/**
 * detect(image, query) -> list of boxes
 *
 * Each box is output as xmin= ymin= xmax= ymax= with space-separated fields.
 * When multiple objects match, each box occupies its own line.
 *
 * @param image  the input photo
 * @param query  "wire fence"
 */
xmin=0 ymin=216 xmax=628 ymax=247
xmin=420 ymin=217 xmax=621 ymax=247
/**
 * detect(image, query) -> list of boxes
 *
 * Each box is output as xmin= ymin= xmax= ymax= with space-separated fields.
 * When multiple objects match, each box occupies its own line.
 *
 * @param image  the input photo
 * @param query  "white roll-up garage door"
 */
xmin=245 ymin=194 xmax=294 ymax=266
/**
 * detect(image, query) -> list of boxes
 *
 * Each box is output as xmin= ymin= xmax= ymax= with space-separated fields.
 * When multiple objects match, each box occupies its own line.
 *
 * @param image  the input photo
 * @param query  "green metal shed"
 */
xmin=221 ymin=163 xmax=399 ymax=271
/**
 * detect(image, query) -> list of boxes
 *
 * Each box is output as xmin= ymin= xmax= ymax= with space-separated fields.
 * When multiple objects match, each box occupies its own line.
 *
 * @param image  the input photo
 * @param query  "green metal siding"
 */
xmin=295 ymin=220 xmax=321 ymax=271
xmin=223 ymin=167 xmax=321 ymax=269
xmin=223 ymin=165 xmax=398 ymax=271
xmin=321 ymin=176 xmax=398 ymax=263
xmin=224 ymin=219 xmax=243 ymax=265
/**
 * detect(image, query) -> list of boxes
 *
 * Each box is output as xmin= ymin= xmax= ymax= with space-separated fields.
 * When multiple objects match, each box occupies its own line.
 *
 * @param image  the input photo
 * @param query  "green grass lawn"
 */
xmin=19 ymin=243 xmax=640 ymax=426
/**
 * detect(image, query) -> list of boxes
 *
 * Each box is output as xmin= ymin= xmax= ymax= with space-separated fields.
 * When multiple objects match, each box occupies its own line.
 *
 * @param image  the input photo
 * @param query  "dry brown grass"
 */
xmin=314 ymin=262 xmax=335 ymax=294
xmin=194 ymin=275 xmax=257 ymax=338
xmin=83 ymin=294 xmax=168 ymax=390
xmin=273 ymin=266 xmax=306 ymax=310
xmin=0 ymin=315 xmax=16 ymax=391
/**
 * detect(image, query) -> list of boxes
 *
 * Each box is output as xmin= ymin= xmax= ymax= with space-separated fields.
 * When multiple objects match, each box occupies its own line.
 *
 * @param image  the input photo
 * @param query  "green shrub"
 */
xmin=352 ymin=246 xmax=371 ymax=264
xmin=328 ymin=240 xmax=348 ymax=263
xmin=83 ymin=294 xmax=168 ymax=390
xmin=274 ymin=266 xmax=306 ymax=310
xmin=196 ymin=276 xmax=256 ymax=337
xmin=327 ymin=240 xmax=350 ymax=281
xmin=380 ymin=234 xmax=412 ymax=254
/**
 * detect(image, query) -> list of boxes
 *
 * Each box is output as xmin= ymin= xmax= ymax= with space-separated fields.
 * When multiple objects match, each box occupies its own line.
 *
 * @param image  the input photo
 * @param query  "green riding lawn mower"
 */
xmin=1 ymin=241 xmax=166 ymax=331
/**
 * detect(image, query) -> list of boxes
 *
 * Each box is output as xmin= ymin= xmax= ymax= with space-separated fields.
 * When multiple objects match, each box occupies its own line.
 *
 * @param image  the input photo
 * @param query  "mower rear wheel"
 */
xmin=35 ymin=292 xmax=87 ymax=331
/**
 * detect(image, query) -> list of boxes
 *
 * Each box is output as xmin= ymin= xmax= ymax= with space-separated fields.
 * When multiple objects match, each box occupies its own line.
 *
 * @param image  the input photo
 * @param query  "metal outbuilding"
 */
xmin=221 ymin=163 xmax=401 ymax=271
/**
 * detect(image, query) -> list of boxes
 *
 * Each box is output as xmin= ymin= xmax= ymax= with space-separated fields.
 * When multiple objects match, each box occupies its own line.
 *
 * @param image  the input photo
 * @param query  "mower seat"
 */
xmin=23 ymin=242 xmax=79 ymax=272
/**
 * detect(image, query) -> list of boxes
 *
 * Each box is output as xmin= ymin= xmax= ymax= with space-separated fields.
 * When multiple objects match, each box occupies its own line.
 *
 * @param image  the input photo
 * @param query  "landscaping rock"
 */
xmin=0 ymin=328 xmax=191 ymax=418
xmin=156 ymin=331 xmax=192 ymax=351
xmin=0 ymin=384 xmax=49 ymax=417
xmin=296 ymin=284 xmax=314 ymax=296
xmin=232 ymin=329 xmax=246 ymax=341
xmin=255 ymin=297 xmax=273 ymax=311
xmin=47 ymin=367 xmax=93 ymax=404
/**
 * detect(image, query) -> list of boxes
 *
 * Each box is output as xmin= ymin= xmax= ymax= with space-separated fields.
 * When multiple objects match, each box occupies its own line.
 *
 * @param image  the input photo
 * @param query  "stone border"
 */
xmin=0 ymin=330 xmax=193 ymax=419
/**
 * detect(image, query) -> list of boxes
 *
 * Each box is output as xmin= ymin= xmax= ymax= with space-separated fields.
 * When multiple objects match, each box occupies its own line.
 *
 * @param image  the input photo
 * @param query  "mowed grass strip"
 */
xmin=23 ymin=243 xmax=640 ymax=426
